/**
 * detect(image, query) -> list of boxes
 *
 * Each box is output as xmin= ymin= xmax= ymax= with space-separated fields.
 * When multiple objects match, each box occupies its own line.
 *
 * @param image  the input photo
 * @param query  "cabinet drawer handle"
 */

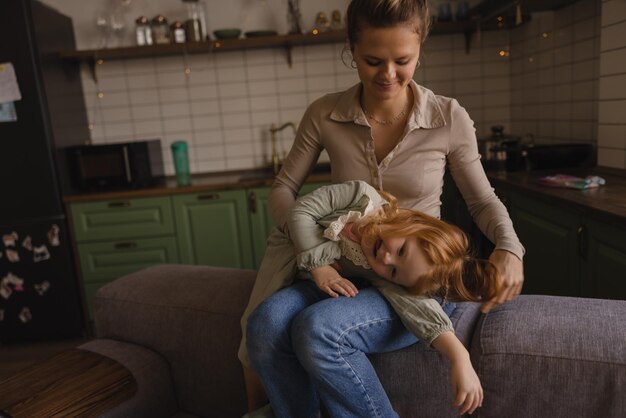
xmin=108 ymin=201 xmax=131 ymax=208
xmin=577 ymin=225 xmax=587 ymax=259
xmin=114 ymin=242 xmax=138 ymax=249
xmin=249 ymin=191 xmax=257 ymax=214
xmin=197 ymin=193 xmax=220 ymax=200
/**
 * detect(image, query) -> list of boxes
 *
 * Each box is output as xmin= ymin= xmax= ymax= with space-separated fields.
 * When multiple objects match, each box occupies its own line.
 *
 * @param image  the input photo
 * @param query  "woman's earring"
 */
xmin=351 ymin=59 xmax=357 ymax=69
xmin=417 ymin=59 xmax=421 ymax=69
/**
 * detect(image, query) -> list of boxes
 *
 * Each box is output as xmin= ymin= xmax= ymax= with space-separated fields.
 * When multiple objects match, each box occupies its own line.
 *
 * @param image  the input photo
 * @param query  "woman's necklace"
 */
xmin=362 ymin=102 xmax=409 ymax=126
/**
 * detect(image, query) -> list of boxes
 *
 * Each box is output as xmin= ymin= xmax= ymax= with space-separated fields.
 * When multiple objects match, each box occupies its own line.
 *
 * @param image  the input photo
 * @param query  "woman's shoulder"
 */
xmin=415 ymin=83 xmax=466 ymax=115
xmin=305 ymin=83 xmax=361 ymax=117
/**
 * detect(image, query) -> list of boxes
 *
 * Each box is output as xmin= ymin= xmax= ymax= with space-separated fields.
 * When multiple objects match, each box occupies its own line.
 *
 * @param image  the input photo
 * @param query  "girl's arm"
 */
xmin=310 ymin=265 xmax=358 ymax=298
xmin=287 ymin=180 xmax=383 ymax=271
xmin=431 ymin=331 xmax=483 ymax=416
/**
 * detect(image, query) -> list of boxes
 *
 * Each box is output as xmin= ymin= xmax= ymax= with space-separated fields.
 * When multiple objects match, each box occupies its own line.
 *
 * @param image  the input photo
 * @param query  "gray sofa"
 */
xmin=79 ymin=264 xmax=626 ymax=418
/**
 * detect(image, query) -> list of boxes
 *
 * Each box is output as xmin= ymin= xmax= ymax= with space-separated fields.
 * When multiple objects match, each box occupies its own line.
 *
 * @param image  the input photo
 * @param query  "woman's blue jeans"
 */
xmin=246 ymin=280 xmax=456 ymax=418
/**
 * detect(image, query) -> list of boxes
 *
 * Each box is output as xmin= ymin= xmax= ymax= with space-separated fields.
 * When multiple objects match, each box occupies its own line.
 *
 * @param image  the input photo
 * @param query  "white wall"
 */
xmin=597 ymin=0 xmax=626 ymax=169
xmin=40 ymin=0 xmax=624 ymax=173
xmin=509 ymin=0 xmax=601 ymax=146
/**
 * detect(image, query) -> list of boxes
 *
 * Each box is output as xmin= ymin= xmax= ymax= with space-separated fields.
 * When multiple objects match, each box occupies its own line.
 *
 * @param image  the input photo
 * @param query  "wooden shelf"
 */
xmin=59 ymin=30 xmax=347 ymax=63
xmin=58 ymin=20 xmax=484 ymax=66
xmin=60 ymin=30 xmax=350 ymax=80
xmin=59 ymin=0 xmax=575 ymax=69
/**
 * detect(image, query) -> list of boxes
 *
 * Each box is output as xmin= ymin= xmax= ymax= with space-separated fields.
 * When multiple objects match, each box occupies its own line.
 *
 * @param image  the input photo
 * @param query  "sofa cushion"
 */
xmin=471 ymin=295 xmax=626 ymax=418
xmin=370 ymin=301 xmax=483 ymax=418
xmin=80 ymin=338 xmax=178 ymax=418
xmin=94 ymin=264 xmax=256 ymax=418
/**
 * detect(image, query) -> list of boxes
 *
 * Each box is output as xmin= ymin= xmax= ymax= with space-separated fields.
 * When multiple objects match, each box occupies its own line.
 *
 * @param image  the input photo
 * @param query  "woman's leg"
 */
xmin=247 ymin=280 xmax=329 ymax=418
xmin=291 ymin=287 xmax=455 ymax=418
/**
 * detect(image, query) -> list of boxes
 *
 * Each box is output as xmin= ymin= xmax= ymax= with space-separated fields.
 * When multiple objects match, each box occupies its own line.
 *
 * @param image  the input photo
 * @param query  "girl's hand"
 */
xmin=481 ymin=249 xmax=524 ymax=313
xmin=450 ymin=357 xmax=483 ymax=415
xmin=311 ymin=265 xmax=358 ymax=298
xmin=432 ymin=331 xmax=483 ymax=416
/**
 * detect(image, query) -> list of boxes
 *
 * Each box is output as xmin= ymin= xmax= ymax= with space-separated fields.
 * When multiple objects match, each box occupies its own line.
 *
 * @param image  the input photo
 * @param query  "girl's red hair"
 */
xmin=357 ymin=193 xmax=501 ymax=302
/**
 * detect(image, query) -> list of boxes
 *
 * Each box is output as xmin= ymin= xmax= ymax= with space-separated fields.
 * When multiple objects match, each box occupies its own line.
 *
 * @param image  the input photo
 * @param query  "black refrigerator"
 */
xmin=0 ymin=0 xmax=88 ymax=343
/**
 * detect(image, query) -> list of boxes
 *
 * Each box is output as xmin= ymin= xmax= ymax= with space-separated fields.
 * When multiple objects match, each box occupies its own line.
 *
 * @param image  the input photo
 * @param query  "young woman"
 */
xmin=246 ymin=1 xmax=525 ymax=416
xmin=240 ymin=181 xmax=498 ymax=417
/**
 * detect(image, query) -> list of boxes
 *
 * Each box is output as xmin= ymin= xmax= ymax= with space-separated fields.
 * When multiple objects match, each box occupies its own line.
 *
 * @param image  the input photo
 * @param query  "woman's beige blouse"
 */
xmin=270 ymin=81 xmax=524 ymax=260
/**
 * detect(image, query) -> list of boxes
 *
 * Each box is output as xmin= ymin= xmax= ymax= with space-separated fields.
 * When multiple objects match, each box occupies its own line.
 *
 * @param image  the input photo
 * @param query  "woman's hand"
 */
xmin=311 ymin=265 xmax=358 ymax=298
xmin=481 ymin=249 xmax=524 ymax=313
xmin=450 ymin=357 xmax=483 ymax=415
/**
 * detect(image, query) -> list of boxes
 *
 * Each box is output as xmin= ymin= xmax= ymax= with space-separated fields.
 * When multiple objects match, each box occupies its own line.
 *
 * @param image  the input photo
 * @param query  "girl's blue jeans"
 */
xmin=246 ymin=280 xmax=456 ymax=418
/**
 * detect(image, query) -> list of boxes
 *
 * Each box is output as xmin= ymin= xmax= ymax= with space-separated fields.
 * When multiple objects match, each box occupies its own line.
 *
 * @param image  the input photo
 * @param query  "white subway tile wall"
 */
xmin=598 ymin=0 xmax=626 ymax=169
xmin=82 ymin=0 xmax=619 ymax=175
xmin=509 ymin=0 xmax=601 ymax=148
xmin=83 ymin=44 xmax=359 ymax=175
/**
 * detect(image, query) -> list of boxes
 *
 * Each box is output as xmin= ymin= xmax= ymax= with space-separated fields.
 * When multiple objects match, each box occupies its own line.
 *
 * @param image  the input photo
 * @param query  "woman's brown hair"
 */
xmin=345 ymin=0 xmax=431 ymax=47
xmin=357 ymin=199 xmax=501 ymax=303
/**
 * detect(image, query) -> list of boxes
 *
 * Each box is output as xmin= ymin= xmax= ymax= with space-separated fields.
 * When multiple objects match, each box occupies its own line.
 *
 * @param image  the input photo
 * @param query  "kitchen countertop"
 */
xmin=63 ymin=165 xmax=626 ymax=226
xmin=487 ymin=166 xmax=626 ymax=227
xmin=62 ymin=167 xmax=332 ymax=204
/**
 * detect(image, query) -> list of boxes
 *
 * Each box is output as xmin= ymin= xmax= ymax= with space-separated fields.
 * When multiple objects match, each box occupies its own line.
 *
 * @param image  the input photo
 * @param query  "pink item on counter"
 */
xmin=538 ymin=174 xmax=606 ymax=190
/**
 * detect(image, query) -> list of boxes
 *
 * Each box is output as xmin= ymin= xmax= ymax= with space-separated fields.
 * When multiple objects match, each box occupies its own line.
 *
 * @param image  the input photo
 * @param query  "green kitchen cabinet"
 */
xmin=69 ymin=196 xmax=179 ymax=319
xmin=77 ymin=236 xmax=179 ymax=317
xmin=248 ymin=187 xmax=274 ymax=268
xmin=69 ymin=196 xmax=174 ymax=242
xmin=582 ymin=219 xmax=626 ymax=299
xmin=505 ymin=190 xmax=582 ymax=297
xmin=173 ymin=189 xmax=254 ymax=269
xmin=248 ymin=182 xmax=328 ymax=268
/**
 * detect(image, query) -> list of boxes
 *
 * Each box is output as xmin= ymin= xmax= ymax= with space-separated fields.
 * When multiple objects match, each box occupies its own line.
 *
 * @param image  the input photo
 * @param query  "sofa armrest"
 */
xmin=79 ymin=339 xmax=178 ymax=418
xmin=94 ymin=264 xmax=256 ymax=418
xmin=471 ymin=295 xmax=626 ymax=418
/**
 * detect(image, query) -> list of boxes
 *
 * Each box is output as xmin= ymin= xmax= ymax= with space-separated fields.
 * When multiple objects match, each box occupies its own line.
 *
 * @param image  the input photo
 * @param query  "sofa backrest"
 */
xmin=94 ymin=264 xmax=256 ymax=418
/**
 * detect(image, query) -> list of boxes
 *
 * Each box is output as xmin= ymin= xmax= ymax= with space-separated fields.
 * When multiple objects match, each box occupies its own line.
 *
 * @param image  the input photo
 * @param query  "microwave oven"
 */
xmin=66 ymin=140 xmax=165 ymax=191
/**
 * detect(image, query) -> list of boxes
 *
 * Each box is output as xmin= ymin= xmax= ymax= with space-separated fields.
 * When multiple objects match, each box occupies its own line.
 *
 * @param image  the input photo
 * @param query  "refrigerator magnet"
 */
xmin=19 ymin=307 xmax=32 ymax=323
xmin=48 ymin=224 xmax=60 ymax=246
xmin=6 ymin=248 xmax=19 ymax=262
xmin=0 ymin=279 xmax=11 ymax=299
xmin=22 ymin=235 xmax=32 ymax=251
xmin=2 ymin=231 xmax=18 ymax=247
xmin=34 ymin=280 xmax=50 ymax=296
xmin=33 ymin=245 xmax=50 ymax=262
xmin=4 ymin=272 xmax=24 ymax=290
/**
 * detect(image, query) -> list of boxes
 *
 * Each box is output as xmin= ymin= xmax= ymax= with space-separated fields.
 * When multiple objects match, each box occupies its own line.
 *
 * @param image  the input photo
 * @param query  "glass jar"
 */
xmin=182 ymin=0 xmax=207 ymax=41
xmin=171 ymin=21 xmax=186 ymax=43
xmin=135 ymin=16 xmax=153 ymax=46
xmin=151 ymin=15 xmax=171 ymax=44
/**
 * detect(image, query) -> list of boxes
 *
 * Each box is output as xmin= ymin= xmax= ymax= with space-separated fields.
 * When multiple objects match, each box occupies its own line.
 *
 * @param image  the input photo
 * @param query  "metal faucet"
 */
xmin=269 ymin=122 xmax=296 ymax=175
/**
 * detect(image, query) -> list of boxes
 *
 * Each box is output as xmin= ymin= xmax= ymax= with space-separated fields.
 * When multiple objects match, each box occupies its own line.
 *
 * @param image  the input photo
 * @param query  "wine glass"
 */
xmin=94 ymin=10 xmax=110 ymax=48
xmin=110 ymin=8 xmax=126 ymax=47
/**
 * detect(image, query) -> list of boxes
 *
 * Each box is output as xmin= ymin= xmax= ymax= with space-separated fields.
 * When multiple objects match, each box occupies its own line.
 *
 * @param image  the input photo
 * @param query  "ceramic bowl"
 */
xmin=213 ymin=28 xmax=242 ymax=40
xmin=245 ymin=30 xmax=278 ymax=38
